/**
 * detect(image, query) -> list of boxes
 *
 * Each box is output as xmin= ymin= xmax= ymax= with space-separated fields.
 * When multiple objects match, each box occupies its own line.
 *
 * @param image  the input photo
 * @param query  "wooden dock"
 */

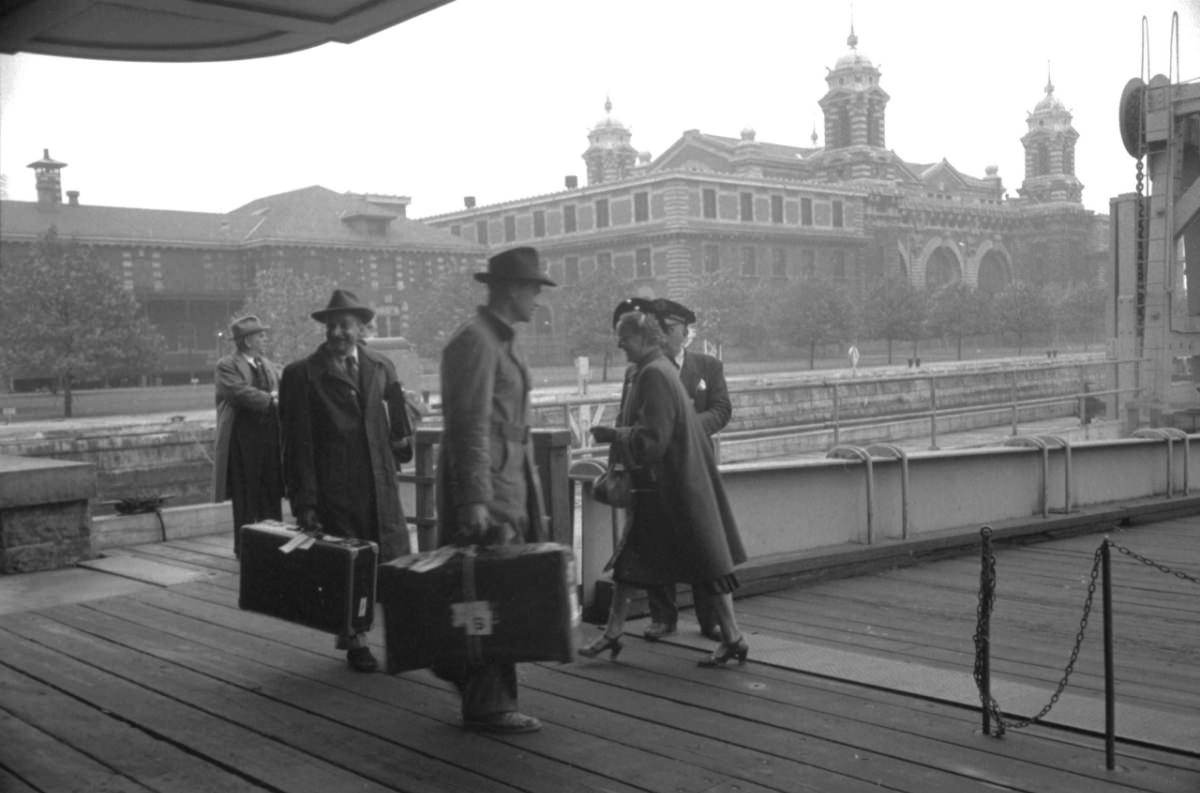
xmin=1 ymin=517 xmax=1198 ymax=792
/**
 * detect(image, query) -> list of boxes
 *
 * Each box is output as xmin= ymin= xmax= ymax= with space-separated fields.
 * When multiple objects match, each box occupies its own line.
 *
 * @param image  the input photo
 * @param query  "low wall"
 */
xmin=0 ymin=358 xmax=1113 ymax=513
xmin=572 ymin=430 xmax=1199 ymax=617
xmin=0 ymin=454 xmax=97 ymax=573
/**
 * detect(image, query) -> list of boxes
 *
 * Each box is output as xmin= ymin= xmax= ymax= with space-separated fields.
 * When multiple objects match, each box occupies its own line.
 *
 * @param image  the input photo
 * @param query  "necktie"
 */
xmin=345 ymin=356 xmax=358 ymax=385
xmin=252 ymin=357 xmax=268 ymax=390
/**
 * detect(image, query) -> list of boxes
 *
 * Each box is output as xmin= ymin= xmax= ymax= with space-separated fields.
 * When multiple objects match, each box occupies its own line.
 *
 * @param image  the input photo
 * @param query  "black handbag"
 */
xmin=593 ymin=443 xmax=633 ymax=508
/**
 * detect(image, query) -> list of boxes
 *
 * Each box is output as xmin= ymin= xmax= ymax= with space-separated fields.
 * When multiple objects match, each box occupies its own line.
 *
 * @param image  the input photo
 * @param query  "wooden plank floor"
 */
xmin=1 ymin=521 xmax=1198 ymax=793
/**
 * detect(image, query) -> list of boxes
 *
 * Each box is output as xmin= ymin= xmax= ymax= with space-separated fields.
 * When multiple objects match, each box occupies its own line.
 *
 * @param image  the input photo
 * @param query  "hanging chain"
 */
xmin=974 ymin=540 xmax=1104 ymax=735
xmin=1134 ymin=155 xmax=1147 ymax=356
xmin=1111 ymin=541 xmax=1200 ymax=585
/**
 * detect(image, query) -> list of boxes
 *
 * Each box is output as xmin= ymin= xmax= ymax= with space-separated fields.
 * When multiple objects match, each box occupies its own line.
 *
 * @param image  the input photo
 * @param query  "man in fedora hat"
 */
xmin=278 ymin=289 xmax=413 ymax=673
xmin=434 ymin=246 xmax=555 ymax=734
xmin=213 ymin=315 xmax=283 ymax=559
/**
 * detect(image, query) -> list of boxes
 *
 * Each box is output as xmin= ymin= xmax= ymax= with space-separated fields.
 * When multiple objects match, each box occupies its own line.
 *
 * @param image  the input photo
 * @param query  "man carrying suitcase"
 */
xmin=434 ymin=246 xmax=555 ymax=734
xmin=278 ymin=289 xmax=412 ymax=672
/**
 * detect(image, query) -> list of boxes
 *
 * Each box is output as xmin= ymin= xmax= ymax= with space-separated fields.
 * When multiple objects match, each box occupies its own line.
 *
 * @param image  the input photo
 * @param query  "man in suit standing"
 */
xmin=643 ymin=298 xmax=732 ymax=642
xmin=434 ymin=246 xmax=555 ymax=734
xmin=213 ymin=315 xmax=282 ymax=560
xmin=278 ymin=289 xmax=412 ymax=673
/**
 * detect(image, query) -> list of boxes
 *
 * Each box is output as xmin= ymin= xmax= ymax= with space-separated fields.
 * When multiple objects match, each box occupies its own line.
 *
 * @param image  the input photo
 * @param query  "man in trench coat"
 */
xmin=279 ymin=289 xmax=412 ymax=672
xmin=434 ymin=246 xmax=554 ymax=734
xmin=212 ymin=315 xmax=282 ymax=559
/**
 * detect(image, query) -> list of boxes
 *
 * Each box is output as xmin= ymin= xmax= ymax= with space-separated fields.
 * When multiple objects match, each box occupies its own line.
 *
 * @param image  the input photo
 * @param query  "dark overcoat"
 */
xmin=679 ymin=350 xmax=732 ymax=435
xmin=436 ymin=307 xmax=547 ymax=545
xmin=612 ymin=349 xmax=745 ymax=585
xmin=278 ymin=342 xmax=410 ymax=561
xmin=212 ymin=353 xmax=280 ymax=503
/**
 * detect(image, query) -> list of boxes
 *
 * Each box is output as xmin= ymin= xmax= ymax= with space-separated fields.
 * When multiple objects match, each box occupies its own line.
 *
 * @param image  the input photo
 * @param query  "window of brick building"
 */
xmin=741 ymin=245 xmax=756 ymax=276
xmin=635 ymin=248 xmax=652 ymax=279
xmin=476 ymin=220 xmax=488 ymax=245
xmin=596 ymin=252 xmax=613 ymax=277
xmin=740 ymin=192 xmax=754 ymax=222
xmin=703 ymin=243 xmax=720 ymax=274
xmin=634 ymin=191 xmax=649 ymax=222
xmin=772 ymin=247 xmax=787 ymax=278
xmin=771 ymin=195 xmax=783 ymax=224
xmin=800 ymin=197 xmax=813 ymax=226
xmin=833 ymin=200 xmax=844 ymax=228
xmin=596 ymin=198 xmax=610 ymax=228
xmin=702 ymin=188 xmax=717 ymax=219
xmin=802 ymin=249 xmax=816 ymax=278
xmin=450 ymin=224 xmax=461 ymax=237
xmin=533 ymin=210 xmax=546 ymax=238
xmin=563 ymin=204 xmax=577 ymax=233
xmin=504 ymin=215 xmax=516 ymax=242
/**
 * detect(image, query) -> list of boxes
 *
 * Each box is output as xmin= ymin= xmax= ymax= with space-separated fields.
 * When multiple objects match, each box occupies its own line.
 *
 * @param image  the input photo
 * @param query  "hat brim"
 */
xmin=473 ymin=272 xmax=557 ymax=287
xmin=232 ymin=326 xmax=269 ymax=340
xmin=311 ymin=307 xmax=375 ymax=323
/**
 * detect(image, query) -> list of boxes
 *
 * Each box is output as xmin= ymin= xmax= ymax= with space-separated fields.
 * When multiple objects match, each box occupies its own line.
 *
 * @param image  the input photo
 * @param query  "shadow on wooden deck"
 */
xmin=1 ymin=519 xmax=1198 ymax=793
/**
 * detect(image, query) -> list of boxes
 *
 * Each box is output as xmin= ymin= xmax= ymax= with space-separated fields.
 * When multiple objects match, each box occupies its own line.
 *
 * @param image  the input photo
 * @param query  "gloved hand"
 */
xmin=589 ymin=425 xmax=617 ymax=444
xmin=296 ymin=507 xmax=323 ymax=534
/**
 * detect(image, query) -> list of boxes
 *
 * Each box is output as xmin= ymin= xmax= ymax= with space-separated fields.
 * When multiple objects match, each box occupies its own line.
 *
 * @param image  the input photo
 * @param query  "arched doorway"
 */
xmin=925 ymin=247 xmax=961 ymax=290
xmin=977 ymin=250 xmax=1011 ymax=295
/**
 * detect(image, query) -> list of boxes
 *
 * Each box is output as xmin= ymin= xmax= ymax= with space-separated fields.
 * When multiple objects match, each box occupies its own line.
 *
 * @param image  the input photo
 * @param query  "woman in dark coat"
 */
xmin=582 ymin=309 xmax=749 ymax=667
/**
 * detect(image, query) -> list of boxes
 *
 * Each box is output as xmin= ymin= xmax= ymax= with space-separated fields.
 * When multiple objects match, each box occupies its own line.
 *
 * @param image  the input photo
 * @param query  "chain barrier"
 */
xmin=1110 ymin=541 xmax=1200 ymax=585
xmin=974 ymin=532 xmax=1103 ymax=736
xmin=974 ymin=530 xmax=1199 ymax=737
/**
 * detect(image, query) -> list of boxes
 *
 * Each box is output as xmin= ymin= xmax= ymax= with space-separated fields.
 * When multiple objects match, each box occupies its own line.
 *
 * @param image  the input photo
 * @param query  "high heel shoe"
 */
xmin=698 ymin=636 xmax=749 ymax=667
xmin=579 ymin=633 xmax=623 ymax=660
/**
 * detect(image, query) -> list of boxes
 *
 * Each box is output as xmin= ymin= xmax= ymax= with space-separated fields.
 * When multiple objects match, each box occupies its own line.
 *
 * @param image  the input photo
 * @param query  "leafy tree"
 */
xmin=236 ymin=261 xmax=340 ymax=367
xmin=1054 ymin=280 xmax=1107 ymax=350
xmin=0 ymin=227 xmax=164 ymax=416
xmin=774 ymin=277 xmax=857 ymax=368
xmin=404 ymin=262 xmax=485 ymax=361
xmin=865 ymin=275 xmax=927 ymax=364
xmin=687 ymin=268 xmax=766 ymax=357
xmin=558 ymin=274 xmax=629 ymax=381
xmin=992 ymin=281 xmax=1052 ymax=355
xmin=928 ymin=282 xmax=991 ymax=360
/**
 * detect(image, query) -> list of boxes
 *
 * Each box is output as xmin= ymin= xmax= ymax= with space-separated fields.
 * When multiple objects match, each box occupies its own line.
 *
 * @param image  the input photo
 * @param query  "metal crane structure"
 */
xmin=1111 ymin=15 xmax=1200 ymax=430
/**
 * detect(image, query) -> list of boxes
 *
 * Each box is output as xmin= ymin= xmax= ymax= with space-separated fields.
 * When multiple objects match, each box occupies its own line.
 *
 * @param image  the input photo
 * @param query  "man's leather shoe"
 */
xmin=643 ymin=622 xmax=677 ymax=640
xmin=346 ymin=646 xmax=379 ymax=673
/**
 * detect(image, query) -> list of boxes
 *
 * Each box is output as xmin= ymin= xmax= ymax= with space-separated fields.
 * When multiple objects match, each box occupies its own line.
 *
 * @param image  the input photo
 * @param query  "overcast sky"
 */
xmin=1 ymin=0 xmax=1197 ymax=219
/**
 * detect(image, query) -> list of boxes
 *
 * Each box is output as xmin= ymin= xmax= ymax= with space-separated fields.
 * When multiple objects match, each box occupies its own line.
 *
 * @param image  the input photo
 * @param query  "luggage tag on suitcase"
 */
xmin=279 ymin=532 xmax=318 ymax=554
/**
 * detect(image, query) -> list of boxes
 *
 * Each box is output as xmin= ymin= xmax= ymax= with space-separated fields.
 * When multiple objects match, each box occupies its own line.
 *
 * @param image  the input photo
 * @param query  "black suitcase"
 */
xmin=239 ymin=520 xmax=377 ymax=636
xmin=379 ymin=543 xmax=577 ymax=674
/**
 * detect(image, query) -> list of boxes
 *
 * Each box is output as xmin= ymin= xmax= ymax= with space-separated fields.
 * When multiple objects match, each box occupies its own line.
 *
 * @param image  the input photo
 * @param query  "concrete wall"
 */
xmin=0 ymin=454 xmax=97 ymax=573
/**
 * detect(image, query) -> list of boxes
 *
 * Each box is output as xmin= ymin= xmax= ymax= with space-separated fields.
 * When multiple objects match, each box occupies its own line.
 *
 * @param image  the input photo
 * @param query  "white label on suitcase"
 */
xmin=451 ymin=601 xmax=495 ymax=635
xmin=358 ymin=597 xmax=368 ymax=617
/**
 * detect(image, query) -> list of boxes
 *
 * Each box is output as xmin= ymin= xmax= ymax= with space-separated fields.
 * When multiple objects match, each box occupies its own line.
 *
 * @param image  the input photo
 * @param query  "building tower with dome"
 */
xmin=1019 ymin=69 xmax=1083 ymax=203
xmin=583 ymin=98 xmax=639 ymax=185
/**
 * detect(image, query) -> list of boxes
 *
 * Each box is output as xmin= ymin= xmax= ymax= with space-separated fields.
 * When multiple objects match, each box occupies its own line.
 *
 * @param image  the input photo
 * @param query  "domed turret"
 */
xmin=818 ymin=24 xmax=889 ymax=156
xmin=583 ymin=97 xmax=638 ymax=185
xmin=1019 ymin=67 xmax=1082 ymax=203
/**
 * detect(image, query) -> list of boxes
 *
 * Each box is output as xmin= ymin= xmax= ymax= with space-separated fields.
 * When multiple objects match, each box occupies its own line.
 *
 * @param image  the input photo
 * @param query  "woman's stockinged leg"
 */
xmin=711 ymin=592 xmax=742 ymax=643
xmin=605 ymin=581 xmax=633 ymax=638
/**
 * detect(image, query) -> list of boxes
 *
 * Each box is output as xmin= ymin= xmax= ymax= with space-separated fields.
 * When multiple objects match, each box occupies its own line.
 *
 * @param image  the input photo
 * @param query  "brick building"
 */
xmin=0 ymin=155 xmax=485 ymax=387
xmin=420 ymin=29 xmax=1108 ymax=338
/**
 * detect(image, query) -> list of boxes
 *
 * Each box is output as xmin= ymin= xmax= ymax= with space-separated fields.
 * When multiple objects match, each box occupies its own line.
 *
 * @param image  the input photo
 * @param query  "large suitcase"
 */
xmin=379 ymin=542 xmax=577 ymax=674
xmin=238 ymin=520 xmax=377 ymax=636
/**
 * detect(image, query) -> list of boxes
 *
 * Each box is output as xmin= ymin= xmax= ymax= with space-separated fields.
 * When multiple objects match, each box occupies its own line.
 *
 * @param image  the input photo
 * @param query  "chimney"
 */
xmin=464 ymin=196 xmax=476 ymax=209
xmin=28 ymin=148 xmax=67 ymax=210
xmin=564 ymin=175 xmax=578 ymax=189
xmin=66 ymin=190 xmax=80 ymax=206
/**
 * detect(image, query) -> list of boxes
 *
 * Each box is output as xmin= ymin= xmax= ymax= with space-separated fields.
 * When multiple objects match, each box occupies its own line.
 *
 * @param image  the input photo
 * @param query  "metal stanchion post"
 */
xmin=980 ymin=529 xmax=993 ymax=736
xmin=1102 ymin=539 xmax=1115 ymax=771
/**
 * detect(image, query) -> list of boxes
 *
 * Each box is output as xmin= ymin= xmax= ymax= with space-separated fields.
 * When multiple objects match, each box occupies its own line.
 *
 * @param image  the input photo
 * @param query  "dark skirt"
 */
xmin=609 ymin=491 xmax=740 ymax=592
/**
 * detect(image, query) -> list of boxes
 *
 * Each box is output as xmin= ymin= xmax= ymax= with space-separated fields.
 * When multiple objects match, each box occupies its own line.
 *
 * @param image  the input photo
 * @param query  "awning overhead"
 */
xmin=0 ymin=0 xmax=454 ymax=62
